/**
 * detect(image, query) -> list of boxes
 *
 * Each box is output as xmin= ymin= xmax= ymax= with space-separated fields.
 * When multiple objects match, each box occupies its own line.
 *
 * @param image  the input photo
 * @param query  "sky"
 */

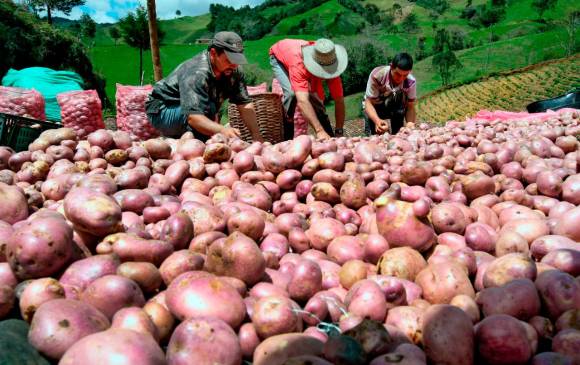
xmin=23 ymin=0 xmax=265 ymax=24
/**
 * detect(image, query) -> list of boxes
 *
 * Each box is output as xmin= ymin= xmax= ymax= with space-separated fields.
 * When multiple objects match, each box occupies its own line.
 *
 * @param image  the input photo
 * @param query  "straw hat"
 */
xmin=302 ymin=38 xmax=348 ymax=79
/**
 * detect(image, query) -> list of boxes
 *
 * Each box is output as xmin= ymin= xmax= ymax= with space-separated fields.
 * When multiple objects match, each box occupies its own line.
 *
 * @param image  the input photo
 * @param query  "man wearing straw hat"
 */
xmin=269 ymin=38 xmax=348 ymax=140
xmin=146 ymin=31 xmax=263 ymax=142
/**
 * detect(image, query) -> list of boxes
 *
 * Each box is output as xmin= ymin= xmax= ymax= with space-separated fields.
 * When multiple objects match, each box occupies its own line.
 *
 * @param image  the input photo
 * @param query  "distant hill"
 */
xmin=79 ymin=0 xmax=578 ymax=119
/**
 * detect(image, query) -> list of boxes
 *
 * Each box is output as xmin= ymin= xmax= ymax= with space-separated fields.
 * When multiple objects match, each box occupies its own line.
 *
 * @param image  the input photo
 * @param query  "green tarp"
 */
xmin=2 ymin=67 xmax=84 ymax=122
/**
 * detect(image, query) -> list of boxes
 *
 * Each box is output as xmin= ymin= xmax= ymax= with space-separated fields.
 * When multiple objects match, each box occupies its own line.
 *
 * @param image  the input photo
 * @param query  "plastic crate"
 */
xmin=0 ymin=113 xmax=59 ymax=152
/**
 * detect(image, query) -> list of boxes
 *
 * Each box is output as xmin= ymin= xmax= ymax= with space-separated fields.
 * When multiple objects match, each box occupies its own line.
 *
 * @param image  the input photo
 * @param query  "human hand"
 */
xmin=222 ymin=127 xmax=241 ymax=139
xmin=376 ymin=119 xmax=391 ymax=134
xmin=316 ymin=130 xmax=331 ymax=140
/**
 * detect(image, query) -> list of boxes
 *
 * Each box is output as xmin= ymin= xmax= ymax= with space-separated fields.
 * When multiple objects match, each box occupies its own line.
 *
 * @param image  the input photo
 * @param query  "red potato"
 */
xmin=530 ymin=235 xmax=578 ymax=261
xmin=476 ymin=314 xmax=535 ymax=365
xmin=59 ymin=254 xmax=120 ymax=299
xmin=450 ymin=294 xmax=480 ymax=324
xmin=0 ymin=284 xmax=13 ymax=318
xmin=340 ymin=177 xmax=368 ymax=209
xmin=375 ymin=197 xmax=436 ymax=252
xmin=19 ymin=277 xmax=65 ymax=322
xmin=167 ymin=316 xmax=242 ymax=365
xmin=378 ymin=247 xmax=427 ymax=282
xmin=251 ymin=295 xmax=302 ymax=339
xmin=305 ymin=218 xmax=346 ymax=250
xmin=159 ymin=250 xmax=204 ymax=285
xmin=97 ymin=233 xmax=174 ymax=266
xmin=553 ymin=206 xmax=580 ymax=241
xmin=253 ymin=333 xmax=324 ymax=365
xmin=339 ymin=259 xmax=368 ymax=290
xmin=159 ymin=212 xmax=194 ymax=250
xmin=422 ymin=304 xmax=474 ymax=365
xmin=287 ymin=258 xmax=322 ymax=302
xmin=326 ymin=235 xmax=365 ymax=265
xmin=385 ymin=305 xmax=424 ymax=344
xmin=535 ymin=270 xmax=580 ymax=320
xmin=189 ymin=230 xmax=226 ymax=254
xmin=28 ymin=298 xmax=110 ymax=360
xmin=59 ymin=328 xmax=165 ymax=365
xmin=64 ymin=187 xmax=122 ymax=237
xmin=483 ymin=253 xmax=537 ymax=288
xmin=495 ymin=230 xmax=529 ymax=257
xmin=205 ymin=232 xmax=266 ymax=286
xmin=6 ymin=215 xmax=73 ymax=280
xmin=111 ymin=307 xmax=158 ymax=340
xmin=239 ymin=322 xmax=261 ymax=359
xmin=116 ymin=262 xmax=162 ymax=294
xmin=166 ymin=273 xmax=245 ymax=328
xmin=476 ymin=278 xmax=541 ymax=320
xmin=345 ymin=279 xmax=388 ymax=322
xmin=415 ymin=262 xmax=475 ymax=304
xmin=499 ymin=218 xmax=550 ymax=246
xmin=80 ymin=274 xmax=145 ymax=320
xmin=531 ymin=352 xmax=574 ymax=365
xmin=227 ymin=209 xmax=265 ymax=241
xmin=0 ymin=182 xmax=29 ymax=224
xmin=541 ymin=249 xmax=580 ymax=276
xmin=552 ymin=328 xmax=580 ymax=363
xmin=0 ymin=262 xmax=17 ymax=288
xmin=556 ymin=309 xmax=580 ymax=332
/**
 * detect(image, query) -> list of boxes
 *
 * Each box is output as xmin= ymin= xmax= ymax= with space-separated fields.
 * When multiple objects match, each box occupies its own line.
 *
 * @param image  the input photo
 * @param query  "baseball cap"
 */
xmin=211 ymin=31 xmax=248 ymax=65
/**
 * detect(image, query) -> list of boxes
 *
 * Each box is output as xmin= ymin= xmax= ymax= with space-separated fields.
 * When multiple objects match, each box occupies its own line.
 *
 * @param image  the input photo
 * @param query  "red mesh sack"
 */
xmin=0 ymin=86 xmax=46 ymax=120
xmin=57 ymin=90 xmax=104 ymax=139
xmin=116 ymin=84 xmax=159 ymax=141
xmin=271 ymin=79 xmax=283 ymax=96
xmin=247 ymin=82 xmax=268 ymax=95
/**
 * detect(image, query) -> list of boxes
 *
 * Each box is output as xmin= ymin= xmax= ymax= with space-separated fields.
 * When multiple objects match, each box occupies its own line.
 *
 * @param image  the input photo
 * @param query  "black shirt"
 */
xmin=145 ymin=50 xmax=251 ymax=120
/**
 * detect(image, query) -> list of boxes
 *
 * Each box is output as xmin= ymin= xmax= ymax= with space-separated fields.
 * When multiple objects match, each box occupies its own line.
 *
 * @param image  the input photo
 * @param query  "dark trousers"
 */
xmin=271 ymin=56 xmax=334 ymax=140
xmin=364 ymin=94 xmax=406 ymax=136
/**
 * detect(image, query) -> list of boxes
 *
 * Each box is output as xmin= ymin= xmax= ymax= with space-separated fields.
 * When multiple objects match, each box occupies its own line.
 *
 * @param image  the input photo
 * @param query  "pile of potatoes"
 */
xmin=0 ymin=109 xmax=579 ymax=365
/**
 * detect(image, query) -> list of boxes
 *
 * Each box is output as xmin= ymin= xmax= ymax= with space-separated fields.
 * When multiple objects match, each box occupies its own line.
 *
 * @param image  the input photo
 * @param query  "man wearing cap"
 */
xmin=269 ymin=38 xmax=348 ymax=140
xmin=363 ymin=52 xmax=417 ymax=136
xmin=146 ymin=31 xmax=263 ymax=142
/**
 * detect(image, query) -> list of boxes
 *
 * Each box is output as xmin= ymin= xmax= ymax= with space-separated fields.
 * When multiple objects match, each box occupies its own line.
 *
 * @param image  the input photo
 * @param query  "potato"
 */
xmin=111 ymin=307 xmax=158 ymax=340
xmin=80 ymin=275 xmax=145 ymax=320
xmin=345 ymin=280 xmax=387 ymax=322
xmin=495 ymin=230 xmax=529 ymax=257
xmin=0 ymin=182 xmax=28 ymax=224
xmin=422 ymin=304 xmax=474 ymax=365
xmin=166 ymin=273 xmax=245 ymax=328
xmin=116 ymin=262 xmax=162 ymax=294
xmin=531 ymin=235 xmax=578 ymax=261
xmin=28 ymin=298 xmax=110 ymax=360
xmin=305 ymin=218 xmax=346 ymax=251
xmin=377 ymin=247 xmax=427 ymax=281
xmin=227 ymin=209 xmax=265 ymax=241
xmin=375 ymin=197 xmax=436 ymax=252
xmin=19 ymin=277 xmax=65 ymax=322
xmin=159 ymin=212 xmax=194 ymax=250
xmin=415 ymin=262 xmax=475 ymax=304
xmin=531 ymin=352 xmax=574 ymax=365
xmin=59 ymin=328 xmax=165 ymax=365
xmin=551 ymin=328 xmax=580 ymax=363
xmin=253 ymin=333 xmax=324 ymax=365
xmin=340 ymin=177 xmax=367 ymax=209
xmin=385 ymin=305 xmax=424 ymax=344
xmin=167 ymin=316 xmax=242 ymax=365
xmin=205 ymin=232 xmax=266 ymax=286
xmin=251 ymin=295 xmax=302 ymax=339
xmin=535 ymin=270 xmax=580 ymax=320
xmin=541 ymin=249 xmax=580 ymax=276
xmin=64 ymin=187 xmax=122 ymax=237
xmin=6 ymin=216 xmax=73 ymax=280
xmin=327 ymin=235 xmax=365 ymax=265
xmin=476 ymin=278 xmax=540 ymax=320
xmin=159 ymin=250 xmax=204 ymax=286
xmin=97 ymin=233 xmax=174 ymax=267
xmin=476 ymin=314 xmax=534 ymax=365
xmin=287 ymin=259 xmax=322 ymax=302
xmin=483 ymin=253 xmax=537 ymax=288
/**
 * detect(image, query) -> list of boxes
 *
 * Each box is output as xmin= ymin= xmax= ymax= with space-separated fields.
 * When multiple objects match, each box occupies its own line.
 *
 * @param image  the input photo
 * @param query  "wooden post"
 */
xmin=147 ymin=0 xmax=163 ymax=81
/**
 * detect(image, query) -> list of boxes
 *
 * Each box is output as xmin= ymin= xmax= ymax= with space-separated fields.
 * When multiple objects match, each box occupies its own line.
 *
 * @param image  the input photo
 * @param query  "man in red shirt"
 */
xmin=269 ymin=38 xmax=348 ymax=140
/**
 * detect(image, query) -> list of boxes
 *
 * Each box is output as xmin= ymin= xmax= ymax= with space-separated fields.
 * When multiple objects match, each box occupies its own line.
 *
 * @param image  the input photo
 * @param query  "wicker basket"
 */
xmin=228 ymin=93 xmax=285 ymax=143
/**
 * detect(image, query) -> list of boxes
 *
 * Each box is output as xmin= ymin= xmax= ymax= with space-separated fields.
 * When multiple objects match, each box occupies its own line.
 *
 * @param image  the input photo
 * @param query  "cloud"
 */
xmin=29 ymin=0 xmax=266 ymax=23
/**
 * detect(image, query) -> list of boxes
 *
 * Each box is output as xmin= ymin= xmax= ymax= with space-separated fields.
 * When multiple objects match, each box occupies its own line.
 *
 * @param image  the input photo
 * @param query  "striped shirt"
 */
xmin=363 ymin=65 xmax=417 ymax=108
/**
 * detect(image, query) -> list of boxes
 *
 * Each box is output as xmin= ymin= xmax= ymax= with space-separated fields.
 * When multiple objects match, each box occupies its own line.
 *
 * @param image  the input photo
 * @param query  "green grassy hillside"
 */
xmin=87 ymin=0 xmax=579 ymax=118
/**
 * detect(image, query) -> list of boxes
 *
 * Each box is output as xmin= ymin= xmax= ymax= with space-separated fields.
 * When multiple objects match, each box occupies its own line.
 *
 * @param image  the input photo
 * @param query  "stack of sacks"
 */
xmin=116 ymin=84 xmax=159 ymax=141
xmin=57 ymin=90 xmax=104 ymax=139
xmin=271 ymin=79 xmax=308 ymax=138
xmin=0 ymin=86 xmax=46 ymax=120
xmin=246 ymin=82 xmax=267 ymax=95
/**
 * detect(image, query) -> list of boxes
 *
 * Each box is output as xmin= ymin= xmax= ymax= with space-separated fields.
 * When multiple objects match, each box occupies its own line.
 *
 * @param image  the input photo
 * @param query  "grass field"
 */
xmin=89 ymin=0 xmax=579 ymax=118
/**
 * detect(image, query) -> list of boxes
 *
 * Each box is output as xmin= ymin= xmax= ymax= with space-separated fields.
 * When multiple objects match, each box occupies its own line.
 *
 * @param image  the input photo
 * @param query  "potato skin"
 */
xmin=476 ymin=314 xmax=534 ymax=365
xmin=422 ymin=304 xmax=474 ymax=365
xmin=476 ymin=278 xmax=541 ymax=320
xmin=415 ymin=262 xmax=475 ymax=304
xmin=253 ymin=333 xmax=324 ymax=365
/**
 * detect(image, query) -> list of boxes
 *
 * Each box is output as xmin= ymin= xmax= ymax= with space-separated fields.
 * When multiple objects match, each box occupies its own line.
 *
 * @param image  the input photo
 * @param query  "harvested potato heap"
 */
xmin=0 ymin=110 xmax=579 ymax=365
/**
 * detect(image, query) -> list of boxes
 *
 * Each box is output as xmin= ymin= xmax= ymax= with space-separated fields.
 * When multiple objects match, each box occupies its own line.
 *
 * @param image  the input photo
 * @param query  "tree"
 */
xmin=147 ymin=0 xmax=163 ymax=82
xmin=416 ymin=36 xmax=428 ymax=60
xmin=175 ymin=10 xmax=181 ymax=17
xmin=118 ymin=5 xmax=165 ymax=83
xmin=382 ymin=13 xmax=398 ymax=34
xmin=432 ymin=48 xmax=462 ymax=86
xmin=556 ymin=10 xmax=579 ymax=56
xmin=108 ymin=26 xmax=121 ymax=45
xmin=79 ymin=13 xmax=96 ymax=41
xmin=402 ymin=12 xmax=419 ymax=33
xmin=467 ymin=0 xmax=472 ymax=6
xmin=531 ymin=0 xmax=558 ymax=20
xmin=30 ymin=0 xmax=85 ymax=25
xmin=392 ymin=3 xmax=403 ymax=18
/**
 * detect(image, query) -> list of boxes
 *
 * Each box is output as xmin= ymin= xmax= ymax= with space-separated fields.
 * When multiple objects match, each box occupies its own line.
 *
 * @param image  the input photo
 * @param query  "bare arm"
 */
xmin=405 ymin=101 xmax=417 ymax=125
xmin=364 ymin=98 xmax=382 ymax=125
xmin=296 ymin=91 xmax=329 ymax=138
xmin=236 ymin=102 xmax=264 ymax=142
xmin=334 ymin=96 xmax=345 ymax=130
xmin=187 ymin=113 xmax=240 ymax=139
